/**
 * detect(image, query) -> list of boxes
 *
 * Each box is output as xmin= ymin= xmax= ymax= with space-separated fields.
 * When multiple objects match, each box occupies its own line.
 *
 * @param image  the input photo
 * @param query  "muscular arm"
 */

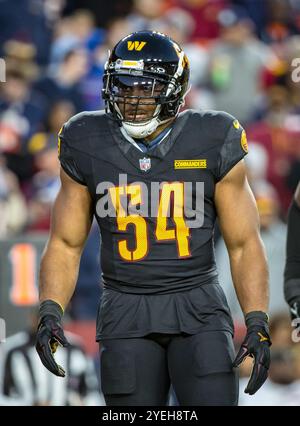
xmin=215 ymin=160 xmax=269 ymax=315
xmin=39 ymin=168 xmax=93 ymax=310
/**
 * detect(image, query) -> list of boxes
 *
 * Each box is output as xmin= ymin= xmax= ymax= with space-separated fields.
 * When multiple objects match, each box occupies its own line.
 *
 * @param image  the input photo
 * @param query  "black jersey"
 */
xmin=58 ymin=109 xmax=248 ymax=339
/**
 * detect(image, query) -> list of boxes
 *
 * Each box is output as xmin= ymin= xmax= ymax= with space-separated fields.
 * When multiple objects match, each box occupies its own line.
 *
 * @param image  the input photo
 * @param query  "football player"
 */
xmin=36 ymin=31 xmax=271 ymax=406
xmin=284 ymin=182 xmax=300 ymax=320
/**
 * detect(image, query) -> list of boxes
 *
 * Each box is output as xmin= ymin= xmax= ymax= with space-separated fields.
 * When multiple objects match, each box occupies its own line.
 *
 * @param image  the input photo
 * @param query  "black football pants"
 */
xmin=99 ymin=330 xmax=238 ymax=406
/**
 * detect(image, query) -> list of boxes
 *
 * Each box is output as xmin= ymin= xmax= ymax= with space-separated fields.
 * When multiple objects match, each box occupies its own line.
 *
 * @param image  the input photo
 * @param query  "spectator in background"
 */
xmin=216 ymin=181 xmax=288 ymax=320
xmin=244 ymin=142 xmax=269 ymax=186
xmin=231 ymin=0 xmax=268 ymax=39
xmin=175 ymin=0 xmax=229 ymax=40
xmin=0 ymin=62 xmax=48 ymax=182
xmin=72 ymin=10 xmax=105 ymax=110
xmin=2 ymin=40 xmax=39 ymax=81
xmin=50 ymin=16 xmax=83 ymax=67
xmin=62 ymin=0 xmax=132 ymax=30
xmin=262 ymin=0 xmax=300 ymax=45
xmin=127 ymin=0 xmax=168 ymax=32
xmin=0 ymin=65 xmax=47 ymax=154
xmin=0 ymin=156 xmax=27 ymax=237
xmin=206 ymin=5 xmax=278 ymax=125
xmin=49 ymin=9 xmax=106 ymax=111
xmin=25 ymin=101 xmax=75 ymax=232
xmin=34 ymin=48 xmax=88 ymax=114
xmin=0 ymin=0 xmax=58 ymax=66
xmin=50 ymin=9 xmax=102 ymax=65
xmin=25 ymin=139 xmax=60 ymax=232
xmin=67 ymin=9 xmax=97 ymax=41
xmin=246 ymin=84 xmax=300 ymax=214
xmin=0 ymin=309 xmax=103 ymax=406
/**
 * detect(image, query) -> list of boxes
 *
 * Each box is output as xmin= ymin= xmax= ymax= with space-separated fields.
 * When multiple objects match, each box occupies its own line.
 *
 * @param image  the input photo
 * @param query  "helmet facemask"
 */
xmin=103 ymin=62 xmax=186 ymax=139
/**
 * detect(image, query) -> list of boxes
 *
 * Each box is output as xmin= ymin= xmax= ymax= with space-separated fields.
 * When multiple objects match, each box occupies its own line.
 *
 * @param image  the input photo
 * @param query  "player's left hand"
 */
xmin=233 ymin=311 xmax=271 ymax=395
xmin=35 ymin=300 xmax=69 ymax=377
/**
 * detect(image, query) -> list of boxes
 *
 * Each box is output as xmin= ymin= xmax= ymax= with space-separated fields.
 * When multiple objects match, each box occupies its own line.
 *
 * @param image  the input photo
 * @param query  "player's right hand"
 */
xmin=35 ymin=301 xmax=69 ymax=377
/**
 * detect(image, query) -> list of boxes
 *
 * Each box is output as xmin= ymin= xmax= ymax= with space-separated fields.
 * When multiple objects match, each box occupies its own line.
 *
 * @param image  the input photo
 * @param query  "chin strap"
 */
xmin=122 ymin=103 xmax=179 ymax=139
xmin=122 ymin=116 xmax=161 ymax=139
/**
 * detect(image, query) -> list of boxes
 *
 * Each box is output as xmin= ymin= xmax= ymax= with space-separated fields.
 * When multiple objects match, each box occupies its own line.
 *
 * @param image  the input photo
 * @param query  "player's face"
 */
xmin=111 ymin=75 xmax=166 ymax=122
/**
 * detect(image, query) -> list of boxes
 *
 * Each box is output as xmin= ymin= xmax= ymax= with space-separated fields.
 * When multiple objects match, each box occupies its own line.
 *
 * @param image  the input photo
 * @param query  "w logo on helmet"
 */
xmin=127 ymin=41 xmax=147 ymax=51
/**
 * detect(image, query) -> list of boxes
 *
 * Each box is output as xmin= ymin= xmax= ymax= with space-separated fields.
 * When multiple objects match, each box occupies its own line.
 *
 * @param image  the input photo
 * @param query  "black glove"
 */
xmin=289 ymin=298 xmax=300 ymax=321
xmin=233 ymin=311 xmax=271 ymax=395
xmin=35 ymin=300 xmax=69 ymax=377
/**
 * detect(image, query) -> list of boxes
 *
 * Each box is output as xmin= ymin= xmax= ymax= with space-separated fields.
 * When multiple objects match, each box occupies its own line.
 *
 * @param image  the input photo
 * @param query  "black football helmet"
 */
xmin=102 ymin=30 xmax=190 ymax=139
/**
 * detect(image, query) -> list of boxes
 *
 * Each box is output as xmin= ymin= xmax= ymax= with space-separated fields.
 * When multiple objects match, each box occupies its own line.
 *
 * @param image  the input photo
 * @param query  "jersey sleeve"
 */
xmin=58 ymin=124 xmax=87 ymax=186
xmin=216 ymin=117 xmax=248 ymax=181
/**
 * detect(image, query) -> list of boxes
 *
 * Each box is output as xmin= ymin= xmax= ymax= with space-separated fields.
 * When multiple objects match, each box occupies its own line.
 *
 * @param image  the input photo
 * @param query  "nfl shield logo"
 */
xmin=139 ymin=157 xmax=151 ymax=172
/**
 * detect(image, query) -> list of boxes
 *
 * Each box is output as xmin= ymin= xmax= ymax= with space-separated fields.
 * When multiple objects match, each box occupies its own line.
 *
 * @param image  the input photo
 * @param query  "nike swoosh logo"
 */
xmin=258 ymin=332 xmax=269 ymax=343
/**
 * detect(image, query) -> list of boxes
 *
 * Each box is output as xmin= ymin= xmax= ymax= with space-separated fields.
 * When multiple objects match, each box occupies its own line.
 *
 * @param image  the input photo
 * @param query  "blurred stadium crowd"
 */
xmin=1 ymin=0 xmax=300 ymax=406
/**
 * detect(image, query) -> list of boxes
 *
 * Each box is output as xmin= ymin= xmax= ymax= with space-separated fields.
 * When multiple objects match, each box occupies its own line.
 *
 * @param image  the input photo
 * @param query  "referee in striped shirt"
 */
xmin=0 ymin=311 xmax=104 ymax=406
